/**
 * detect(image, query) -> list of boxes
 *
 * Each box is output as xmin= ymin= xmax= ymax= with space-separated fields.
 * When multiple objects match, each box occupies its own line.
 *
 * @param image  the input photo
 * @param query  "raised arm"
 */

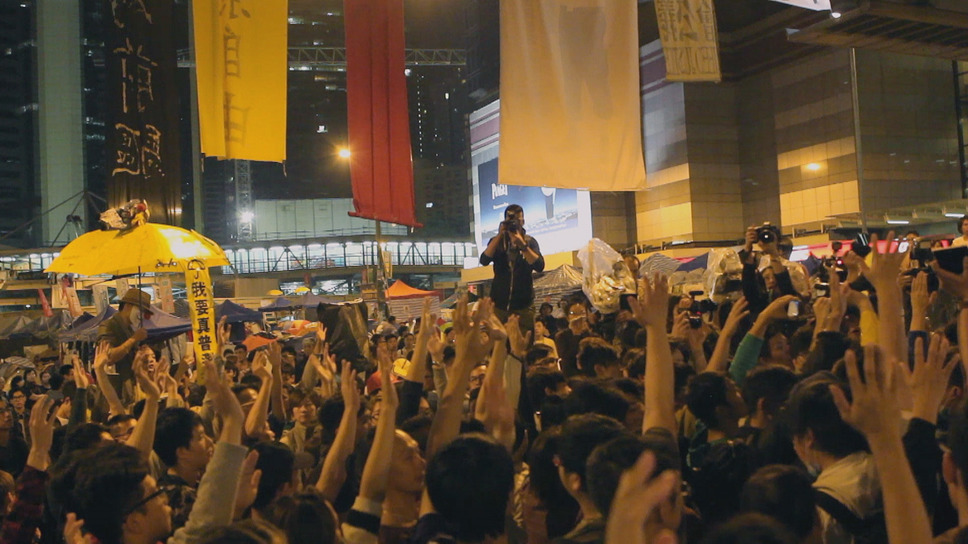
xmin=425 ymin=296 xmax=494 ymax=458
xmin=93 ymin=341 xmax=126 ymax=417
xmin=267 ymin=342 xmax=286 ymax=424
xmin=125 ymin=349 xmax=161 ymax=460
xmin=358 ymin=355 xmax=400 ymax=503
xmin=244 ymin=351 xmax=274 ymax=440
xmin=706 ymin=297 xmax=749 ymax=374
xmin=103 ymin=327 xmax=148 ymax=364
xmin=830 ymin=345 xmax=932 ymax=544
xmin=474 ymin=315 xmax=514 ymax=451
xmin=933 ymin=256 xmax=968 ymax=384
xmin=316 ymin=361 xmax=360 ymax=502
xmin=630 ymin=274 xmax=676 ymax=436
xmin=729 ymin=295 xmax=797 ymax=386
xmin=866 ymin=232 xmax=909 ymax=364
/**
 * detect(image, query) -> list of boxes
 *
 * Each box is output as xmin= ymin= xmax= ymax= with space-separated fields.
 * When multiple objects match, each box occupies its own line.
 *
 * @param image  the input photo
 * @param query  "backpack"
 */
xmin=814 ymin=491 xmax=888 ymax=544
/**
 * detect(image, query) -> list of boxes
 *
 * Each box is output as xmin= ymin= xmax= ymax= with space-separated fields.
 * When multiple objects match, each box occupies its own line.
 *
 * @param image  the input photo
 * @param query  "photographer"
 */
xmin=740 ymin=223 xmax=802 ymax=317
xmin=480 ymin=204 xmax=545 ymax=331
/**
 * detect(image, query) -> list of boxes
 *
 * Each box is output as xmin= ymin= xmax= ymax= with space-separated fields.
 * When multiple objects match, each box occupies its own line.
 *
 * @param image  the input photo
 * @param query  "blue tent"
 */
xmin=59 ymin=306 xmax=117 ymax=342
xmin=259 ymin=297 xmax=295 ymax=312
xmin=143 ymin=306 xmax=192 ymax=342
xmin=676 ymin=252 xmax=710 ymax=273
xmin=216 ymin=300 xmax=262 ymax=323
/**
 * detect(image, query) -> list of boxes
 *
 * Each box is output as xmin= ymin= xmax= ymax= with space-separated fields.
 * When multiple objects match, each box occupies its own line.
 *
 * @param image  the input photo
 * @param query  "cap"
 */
xmin=120 ymin=288 xmax=153 ymax=314
xmin=365 ymin=370 xmax=401 ymax=395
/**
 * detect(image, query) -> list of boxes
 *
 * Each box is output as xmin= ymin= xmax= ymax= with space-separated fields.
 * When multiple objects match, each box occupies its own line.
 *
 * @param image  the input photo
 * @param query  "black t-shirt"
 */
xmin=554 ymin=329 xmax=597 ymax=378
xmin=480 ymin=233 xmax=545 ymax=311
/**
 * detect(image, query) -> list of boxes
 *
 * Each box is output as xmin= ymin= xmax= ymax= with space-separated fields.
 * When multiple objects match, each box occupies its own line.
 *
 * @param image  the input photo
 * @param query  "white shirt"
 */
xmin=951 ymin=236 xmax=968 ymax=247
xmin=814 ymin=451 xmax=882 ymax=544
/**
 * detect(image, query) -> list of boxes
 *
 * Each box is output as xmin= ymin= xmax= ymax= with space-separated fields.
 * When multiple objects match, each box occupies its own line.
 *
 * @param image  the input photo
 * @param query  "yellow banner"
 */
xmin=193 ymin=0 xmax=288 ymax=161
xmin=654 ymin=0 xmax=721 ymax=82
xmin=185 ymin=262 xmax=217 ymax=379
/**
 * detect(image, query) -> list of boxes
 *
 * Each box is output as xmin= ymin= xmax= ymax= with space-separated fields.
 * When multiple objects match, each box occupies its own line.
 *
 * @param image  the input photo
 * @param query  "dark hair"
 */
xmin=577 ymin=337 xmax=619 ymax=373
xmin=253 ymin=442 xmax=296 ymax=511
xmin=623 ymin=349 xmax=646 ymax=380
xmin=288 ymin=388 xmax=321 ymax=411
xmin=556 ymin=414 xmax=628 ymax=489
xmin=563 ymin=379 xmax=630 ymax=423
xmin=59 ymin=364 xmax=74 ymax=377
xmin=400 ymin=415 xmax=433 ymax=453
xmin=526 ymin=344 xmax=554 ymax=366
xmin=154 ymin=407 xmax=205 ymax=467
xmin=527 ymin=368 xmax=567 ymax=410
xmin=263 ymin=492 xmax=337 ymax=544
xmin=240 ymin=374 xmax=263 ymax=389
xmin=700 ymin=512 xmax=799 ymax=544
xmin=62 ymin=423 xmax=109 ymax=457
xmin=504 ymin=204 xmax=523 ymax=219
xmin=426 ymin=435 xmax=514 ymax=542
xmin=69 ymin=443 xmax=150 ymax=544
xmin=685 ymin=372 xmax=729 ymax=429
xmin=741 ymin=465 xmax=817 ymax=539
xmin=742 ymin=366 xmax=797 ymax=417
xmin=197 ymin=519 xmax=287 ymax=544
xmin=281 ymin=346 xmax=297 ymax=356
xmin=586 ymin=432 xmax=678 ymax=517
xmin=107 ymin=414 xmax=137 ymax=427
xmin=48 ymin=372 xmax=65 ymax=392
xmin=612 ymin=377 xmax=644 ymax=400
xmin=786 ymin=374 xmax=868 ymax=457
xmin=7 ymin=387 xmax=26 ymax=400
xmin=61 ymin=381 xmax=78 ymax=401
xmin=959 ymin=215 xmax=968 ymax=234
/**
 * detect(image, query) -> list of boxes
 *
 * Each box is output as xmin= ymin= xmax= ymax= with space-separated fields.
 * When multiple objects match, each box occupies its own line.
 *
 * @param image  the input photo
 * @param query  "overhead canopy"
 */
xmin=385 ymin=280 xmax=440 ymax=299
xmin=59 ymin=306 xmax=118 ymax=342
xmin=532 ymin=264 xmax=583 ymax=309
xmin=259 ymin=297 xmax=295 ymax=312
xmin=298 ymin=293 xmax=342 ymax=307
xmin=143 ymin=305 xmax=192 ymax=342
xmin=385 ymin=281 xmax=441 ymax=321
xmin=217 ymin=300 xmax=262 ymax=323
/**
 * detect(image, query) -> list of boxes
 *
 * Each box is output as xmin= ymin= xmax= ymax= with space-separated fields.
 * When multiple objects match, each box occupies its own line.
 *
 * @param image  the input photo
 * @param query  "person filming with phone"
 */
xmin=480 ymin=204 xmax=545 ymax=332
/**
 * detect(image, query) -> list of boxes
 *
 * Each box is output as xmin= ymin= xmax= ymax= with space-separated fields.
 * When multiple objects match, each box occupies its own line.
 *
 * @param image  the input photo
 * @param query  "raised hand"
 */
xmin=934 ymin=257 xmax=968 ymax=302
xmin=721 ymin=296 xmax=750 ymax=336
xmin=630 ymin=273 xmax=670 ymax=329
xmin=132 ymin=326 xmax=148 ymax=343
xmin=267 ymin=340 xmax=283 ymax=368
xmin=252 ymin=350 xmax=272 ymax=381
xmin=506 ymin=314 xmax=532 ymax=360
xmin=26 ymin=395 xmax=58 ymax=471
xmin=203 ymin=357 xmax=245 ymax=444
xmin=453 ymin=296 xmax=493 ymax=365
xmin=830 ymin=345 xmax=900 ymax=443
xmin=482 ymin=312 xmax=508 ymax=343
xmin=604 ymin=451 xmax=680 ymax=544
xmin=133 ymin=349 xmax=161 ymax=400
xmin=900 ymin=334 xmax=957 ymax=425
xmin=233 ymin=450 xmax=262 ymax=519
xmin=379 ymin=351 xmax=399 ymax=411
xmin=216 ymin=316 xmax=230 ymax=350
xmin=71 ymin=352 xmax=90 ymax=389
xmin=339 ymin=360 xmax=360 ymax=412
xmin=867 ymin=232 xmax=909 ymax=290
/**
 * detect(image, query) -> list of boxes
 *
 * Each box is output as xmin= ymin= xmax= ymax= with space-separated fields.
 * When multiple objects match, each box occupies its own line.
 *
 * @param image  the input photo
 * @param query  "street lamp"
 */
xmin=338 ymin=147 xmax=351 ymax=159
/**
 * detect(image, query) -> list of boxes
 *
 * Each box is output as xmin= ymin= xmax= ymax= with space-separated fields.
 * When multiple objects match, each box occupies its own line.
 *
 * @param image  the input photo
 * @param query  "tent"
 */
xmin=0 ymin=316 xmax=32 ymax=340
xmin=143 ymin=305 xmax=192 ymax=342
xmin=216 ymin=300 xmax=262 ymax=323
xmin=385 ymin=280 xmax=441 ymax=321
xmin=259 ymin=297 xmax=295 ymax=312
xmin=297 ymin=293 xmax=341 ymax=308
xmin=26 ymin=312 xmax=73 ymax=340
xmin=532 ymin=264 xmax=583 ymax=309
xmin=59 ymin=306 xmax=117 ymax=342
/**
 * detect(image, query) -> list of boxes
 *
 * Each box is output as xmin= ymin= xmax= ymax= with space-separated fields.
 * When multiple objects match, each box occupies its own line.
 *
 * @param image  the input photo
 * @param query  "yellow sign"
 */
xmin=193 ymin=0 xmax=288 ymax=162
xmin=654 ymin=0 xmax=721 ymax=82
xmin=186 ymin=261 xmax=217 ymax=380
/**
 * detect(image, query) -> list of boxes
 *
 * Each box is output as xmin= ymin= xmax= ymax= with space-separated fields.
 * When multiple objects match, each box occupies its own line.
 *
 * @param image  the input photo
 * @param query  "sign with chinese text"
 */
xmin=186 ymin=261 xmax=217 ymax=381
xmin=52 ymin=277 xmax=83 ymax=318
xmin=157 ymin=276 xmax=175 ymax=314
xmin=105 ymin=0 xmax=183 ymax=223
xmin=193 ymin=0 xmax=288 ymax=162
xmin=654 ymin=0 xmax=721 ymax=82
xmin=93 ymin=284 xmax=111 ymax=315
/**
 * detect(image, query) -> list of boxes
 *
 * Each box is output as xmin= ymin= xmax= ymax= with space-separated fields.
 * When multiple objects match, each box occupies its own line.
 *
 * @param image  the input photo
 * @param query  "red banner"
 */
xmin=37 ymin=289 xmax=53 ymax=318
xmin=343 ymin=0 xmax=421 ymax=227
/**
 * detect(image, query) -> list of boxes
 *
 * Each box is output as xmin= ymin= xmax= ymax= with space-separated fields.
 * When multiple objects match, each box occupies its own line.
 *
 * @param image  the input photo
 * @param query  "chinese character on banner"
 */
xmin=157 ymin=276 xmax=174 ymax=313
xmin=185 ymin=261 xmax=217 ymax=382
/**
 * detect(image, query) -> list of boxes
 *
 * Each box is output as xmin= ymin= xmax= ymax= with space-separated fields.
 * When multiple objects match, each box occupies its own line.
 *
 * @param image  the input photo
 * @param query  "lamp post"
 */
xmin=338 ymin=146 xmax=388 ymax=317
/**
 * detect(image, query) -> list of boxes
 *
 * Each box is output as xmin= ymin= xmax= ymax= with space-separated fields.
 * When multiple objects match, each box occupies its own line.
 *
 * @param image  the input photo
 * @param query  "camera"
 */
xmin=688 ymin=291 xmax=717 ymax=329
xmin=756 ymin=222 xmax=781 ymax=245
xmin=502 ymin=209 xmax=523 ymax=234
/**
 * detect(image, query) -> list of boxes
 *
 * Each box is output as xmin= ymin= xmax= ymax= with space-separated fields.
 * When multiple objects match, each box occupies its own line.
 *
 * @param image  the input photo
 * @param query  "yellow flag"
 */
xmin=499 ymin=0 xmax=646 ymax=191
xmin=186 ymin=262 xmax=217 ymax=380
xmin=654 ymin=0 xmax=721 ymax=82
xmin=193 ymin=0 xmax=288 ymax=162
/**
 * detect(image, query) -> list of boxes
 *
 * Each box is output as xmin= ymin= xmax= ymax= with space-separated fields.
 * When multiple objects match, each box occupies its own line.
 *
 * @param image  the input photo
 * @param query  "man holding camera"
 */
xmin=480 ymin=204 xmax=545 ymax=332
xmin=741 ymin=223 xmax=804 ymax=317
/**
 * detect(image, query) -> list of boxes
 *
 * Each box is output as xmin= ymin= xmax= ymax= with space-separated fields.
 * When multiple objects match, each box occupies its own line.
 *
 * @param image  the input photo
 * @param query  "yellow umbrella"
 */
xmin=45 ymin=223 xmax=230 ymax=276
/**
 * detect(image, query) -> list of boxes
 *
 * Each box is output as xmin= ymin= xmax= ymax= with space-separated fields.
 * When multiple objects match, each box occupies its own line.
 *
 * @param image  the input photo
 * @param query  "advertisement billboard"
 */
xmin=470 ymin=100 xmax=592 ymax=261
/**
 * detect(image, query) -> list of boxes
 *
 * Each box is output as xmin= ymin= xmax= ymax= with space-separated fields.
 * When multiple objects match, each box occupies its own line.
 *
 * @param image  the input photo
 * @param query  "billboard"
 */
xmin=470 ymin=100 xmax=593 ymax=261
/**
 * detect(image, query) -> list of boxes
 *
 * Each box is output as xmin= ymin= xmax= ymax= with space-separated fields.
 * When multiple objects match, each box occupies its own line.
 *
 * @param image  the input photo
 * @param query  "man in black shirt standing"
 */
xmin=480 ymin=204 xmax=545 ymax=333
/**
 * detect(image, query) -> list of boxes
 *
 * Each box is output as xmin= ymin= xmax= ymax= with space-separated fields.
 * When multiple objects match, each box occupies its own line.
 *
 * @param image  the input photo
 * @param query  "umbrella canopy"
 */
xmin=385 ymin=280 xmax=440 ymax=299
xmin=216 ymin=300 xmax=262 ymax=323
xmin=45 ymin=223 xmax=230 ymax=276
xmin=259 ymin=297 xmax=295 ymax=312
xmin=242 ymin=334 xmax=277 ymax=352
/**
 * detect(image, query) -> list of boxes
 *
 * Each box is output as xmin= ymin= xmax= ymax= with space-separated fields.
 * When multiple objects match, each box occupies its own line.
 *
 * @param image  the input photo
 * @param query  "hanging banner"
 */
xmin=157 ymin=276 xmax=175 ymax=314
xmin=498 ymin=0 xmax=646 ymax=191
xmin=92 ymin=284 xmax=111 ymax=315
xmin=193 ymin=0 xmax=288 ymax=162
xmin=54 ymin=278 xmax=83 ymax=318
xmin=185 ymin=261 xmax=217 ymax=380
xmin=654 ymin=0 xmax=722 ymax=82
xmin=115 ymin=278 xmax=131 ymax=302
xmin=37 ymin=290 xmax=54 ymax=318
xmin=104 ymin=0 xmax=182 ymax=223
xmin=344 ymin=0 xmax=421 ymax=227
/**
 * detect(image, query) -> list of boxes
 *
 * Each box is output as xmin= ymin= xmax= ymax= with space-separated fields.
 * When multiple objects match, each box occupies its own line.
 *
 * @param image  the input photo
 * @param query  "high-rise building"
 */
xmin=0 ymin=0 xmax=40 ymax=248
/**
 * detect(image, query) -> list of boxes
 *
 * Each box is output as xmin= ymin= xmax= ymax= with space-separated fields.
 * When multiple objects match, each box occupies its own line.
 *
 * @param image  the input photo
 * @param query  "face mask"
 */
xmin=130 ymin=311 xmax=143 ymax=329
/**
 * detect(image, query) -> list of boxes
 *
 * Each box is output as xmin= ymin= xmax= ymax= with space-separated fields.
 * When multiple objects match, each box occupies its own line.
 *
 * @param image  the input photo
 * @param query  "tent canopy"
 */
xmin=144 ymin=305 xmax=192 ymax=342
xmin=532 ymin=264 xmax=583 ymax=308
xmin=59 ymin=306 xmax=117 ymax=342
xmin=385 ymin=280 xmax=440 ymax=299
xmin=259 ymin=297 xmax=295 ymax=312
xmin=217 ymin=300 xmax=262 ymax=323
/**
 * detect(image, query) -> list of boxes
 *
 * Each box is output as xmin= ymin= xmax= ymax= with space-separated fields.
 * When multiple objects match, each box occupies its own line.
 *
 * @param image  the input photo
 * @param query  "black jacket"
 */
xmin=480 ymin=233 xmax=545 ymax=311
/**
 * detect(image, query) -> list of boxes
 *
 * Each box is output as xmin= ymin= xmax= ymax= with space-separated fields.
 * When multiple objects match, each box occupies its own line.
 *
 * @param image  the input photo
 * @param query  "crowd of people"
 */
xmin=0 ymin=221 xmax=967 ymax=544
